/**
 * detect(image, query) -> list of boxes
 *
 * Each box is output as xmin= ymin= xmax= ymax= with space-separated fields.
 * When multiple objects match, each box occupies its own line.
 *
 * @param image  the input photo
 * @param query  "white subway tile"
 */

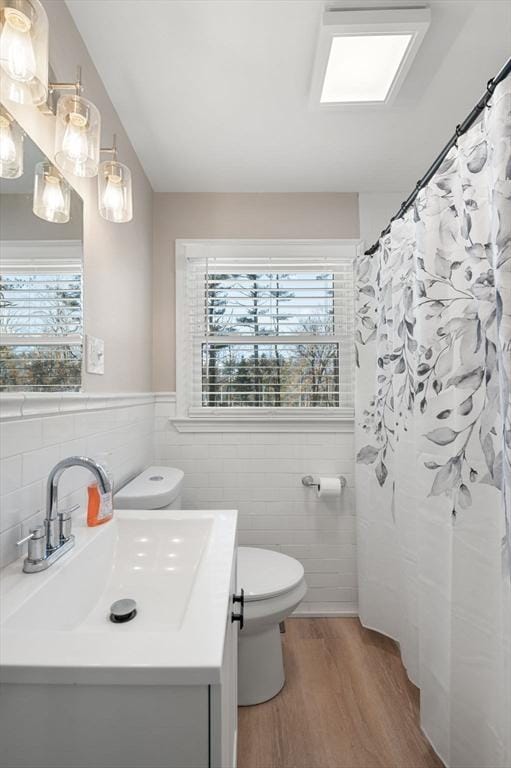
xmin=303 ymin=558 xmax=349 ymax=573
xmin=304 ymin=587 xmax=358 ymax=603
xmin=154 ymin=403 xmax=172 ymax=419
xmin=0 ymin=419 xmax=43 ymax=459
xmin=305 ymin=573 xmax=357 ymax=588
xmin=238 ymin=530 xmax=319 ymax=546
xmin=187 ymin=487 xmax=224 ymax=503
xmin=0 ymin=480 xmax=43 ymax=533
xmin=0 ymin=522 xmax=22 ymax=568
xmin=264 ymin=501 xmax=308 ymax=515
xmin=0 ymin=454 xmax=22 ymax=496
xmin=42 ymin=415 xmax=75 ymax=446
xmin=185 ymin=473 xmax=211 ymax=488
xmin=22 ymin=444 xmax=61 ymax=486
xmin=280 ymin=544 xmax=356 ymax=560
xmin=238 ymin=515 xmax=309 ymax=531
xmin=60 ymin=437 xmax=88 ymax=459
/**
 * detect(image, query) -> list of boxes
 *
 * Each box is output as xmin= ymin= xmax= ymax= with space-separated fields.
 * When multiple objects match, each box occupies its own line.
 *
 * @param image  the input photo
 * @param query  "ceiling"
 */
xmin=66 ymin=0 xmax=511 ymax=193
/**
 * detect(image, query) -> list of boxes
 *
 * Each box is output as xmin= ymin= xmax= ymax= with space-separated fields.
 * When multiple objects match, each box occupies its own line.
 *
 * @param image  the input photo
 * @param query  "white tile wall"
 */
xmin=0 ymin=392 xmax=358 ymax=616
xmin=0 ymin=397 xmax=154 ymax=568
xmin=154 ymin=399 xmax=357 ymax=615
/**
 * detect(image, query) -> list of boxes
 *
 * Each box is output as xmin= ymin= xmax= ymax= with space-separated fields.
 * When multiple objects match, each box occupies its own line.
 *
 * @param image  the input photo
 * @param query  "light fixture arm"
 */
xmin=100 ymin=133 xmax=118 ymax=161
xmin=49 ymin=65 xmax=83 ymax=96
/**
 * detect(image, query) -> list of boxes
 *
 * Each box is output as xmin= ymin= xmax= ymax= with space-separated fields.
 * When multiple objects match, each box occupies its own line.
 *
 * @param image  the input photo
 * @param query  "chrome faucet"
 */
xmin=17 ymin=456 xmax=112 ymax=574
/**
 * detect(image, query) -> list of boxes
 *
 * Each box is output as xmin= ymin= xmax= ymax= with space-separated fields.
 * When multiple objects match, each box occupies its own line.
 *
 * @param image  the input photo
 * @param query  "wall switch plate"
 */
xmin=86 ymin=335 xmax=105 ymax=375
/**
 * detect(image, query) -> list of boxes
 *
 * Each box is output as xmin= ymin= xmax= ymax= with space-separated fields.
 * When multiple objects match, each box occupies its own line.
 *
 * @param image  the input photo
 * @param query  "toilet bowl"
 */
xmin=237 ymin=546 xmax=307 ymax=706
xmin=114 ymin=468 xmax=307 ymax=706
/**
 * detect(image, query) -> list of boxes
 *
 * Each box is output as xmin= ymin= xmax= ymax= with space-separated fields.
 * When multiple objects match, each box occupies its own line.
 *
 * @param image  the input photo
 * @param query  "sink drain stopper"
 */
xmin=110 ymin=598 xmax=137 ymax=623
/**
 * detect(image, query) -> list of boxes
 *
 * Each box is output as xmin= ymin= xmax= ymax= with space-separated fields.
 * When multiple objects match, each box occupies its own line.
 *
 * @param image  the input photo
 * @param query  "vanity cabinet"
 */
xmin=1 ymin=647 xmax=238 ymax=768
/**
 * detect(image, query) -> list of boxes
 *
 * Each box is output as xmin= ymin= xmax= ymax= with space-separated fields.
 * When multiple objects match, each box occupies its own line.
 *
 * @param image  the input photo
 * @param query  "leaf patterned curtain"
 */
xmin=355 ymin=74 xmax=511 ymax=768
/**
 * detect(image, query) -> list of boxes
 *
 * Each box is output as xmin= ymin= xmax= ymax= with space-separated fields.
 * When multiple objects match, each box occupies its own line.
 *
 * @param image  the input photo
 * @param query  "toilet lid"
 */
xmin=237 ymin=547 xmax=304 ymax=602
xmin=114 ymin=466 xmax=184 ymax=509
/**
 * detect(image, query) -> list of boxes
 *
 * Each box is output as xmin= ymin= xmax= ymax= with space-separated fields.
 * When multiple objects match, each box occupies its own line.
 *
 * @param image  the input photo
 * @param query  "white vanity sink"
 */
xmin=0 ymin=509 xmax=237 ymax=685
xmin=0 ymin=509 xmax=239 ymax=768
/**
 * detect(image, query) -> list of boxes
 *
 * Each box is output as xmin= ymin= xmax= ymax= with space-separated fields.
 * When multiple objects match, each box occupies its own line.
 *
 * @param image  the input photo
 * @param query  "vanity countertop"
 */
xmin=0 ymin=509 xmax=238 ymax=686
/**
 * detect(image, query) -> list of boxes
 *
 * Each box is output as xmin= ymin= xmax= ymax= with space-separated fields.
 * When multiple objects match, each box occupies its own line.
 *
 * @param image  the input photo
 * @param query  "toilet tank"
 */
xmin=114 ymin=466 xmax=184 ymax=510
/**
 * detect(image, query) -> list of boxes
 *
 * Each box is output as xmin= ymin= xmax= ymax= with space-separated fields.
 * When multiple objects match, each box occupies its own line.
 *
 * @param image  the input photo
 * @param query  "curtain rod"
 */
xmin=364 ymin=56 xmax=511 ymax=256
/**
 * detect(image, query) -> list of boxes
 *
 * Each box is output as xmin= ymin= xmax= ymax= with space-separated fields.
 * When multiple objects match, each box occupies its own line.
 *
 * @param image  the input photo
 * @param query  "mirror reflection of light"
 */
xmin=136 ymin=537 xmax=149 ymax=543
xmin=132 ymin=566 xmax=143 ymax=572
xmin=171 ymin=537 xmax=182 ymax=544
xmin=136 ymin=552 xmax=147 ymax=558
xmin=167 ymin=553 xmax=177 ymax=559
xmin=165 ymin=566 xmax=176 ymax=572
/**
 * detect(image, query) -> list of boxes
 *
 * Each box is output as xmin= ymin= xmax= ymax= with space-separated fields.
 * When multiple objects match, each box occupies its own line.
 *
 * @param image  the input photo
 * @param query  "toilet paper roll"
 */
xmin=316 ymin=477 xmax=342 ymax=498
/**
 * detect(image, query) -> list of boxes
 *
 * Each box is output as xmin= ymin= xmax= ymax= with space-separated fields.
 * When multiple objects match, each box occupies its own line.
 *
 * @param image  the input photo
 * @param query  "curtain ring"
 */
xmin=485 ymin=77 xmax=495 ymax=108
xmin=454 ymin=124 xmax=462 ymax=148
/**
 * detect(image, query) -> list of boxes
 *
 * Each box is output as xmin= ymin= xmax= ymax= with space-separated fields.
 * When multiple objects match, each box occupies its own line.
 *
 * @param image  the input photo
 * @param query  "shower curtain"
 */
xmin=355 ymin=75 xmax=511 ymax=768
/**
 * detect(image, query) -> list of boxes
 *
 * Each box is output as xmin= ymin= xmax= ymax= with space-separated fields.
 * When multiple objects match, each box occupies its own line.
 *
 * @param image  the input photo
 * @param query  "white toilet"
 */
xmin=237 ymin=546 xmax=306 ymax=705
xmin=114 ymin=466 xmax=307 ymax=706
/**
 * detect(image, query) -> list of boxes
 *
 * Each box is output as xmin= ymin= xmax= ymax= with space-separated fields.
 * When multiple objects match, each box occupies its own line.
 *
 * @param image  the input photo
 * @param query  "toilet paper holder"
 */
xmin=301 ymin=475 xmax=346 ymax=489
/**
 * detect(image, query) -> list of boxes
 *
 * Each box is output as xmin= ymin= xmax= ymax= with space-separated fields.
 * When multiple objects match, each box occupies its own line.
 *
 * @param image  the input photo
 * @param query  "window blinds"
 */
xmin=0 ymin=241 xmax=83 ymax=391
xmin=182 ymin=244 xmax=355 ymax=414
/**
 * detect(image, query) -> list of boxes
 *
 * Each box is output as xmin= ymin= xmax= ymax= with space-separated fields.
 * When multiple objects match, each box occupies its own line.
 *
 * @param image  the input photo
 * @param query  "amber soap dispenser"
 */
xmin=87 ymin=453 xmax=114 ymax=526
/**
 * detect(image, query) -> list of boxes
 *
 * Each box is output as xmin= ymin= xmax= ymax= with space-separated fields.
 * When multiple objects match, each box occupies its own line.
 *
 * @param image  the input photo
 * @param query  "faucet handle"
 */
xmin=58 ymin=503 xmax=79 ymax=540
xmin=17 ymin=525 xmax=46 ymax=563
xmin=16 ymin=525 xmax=45 ymax=547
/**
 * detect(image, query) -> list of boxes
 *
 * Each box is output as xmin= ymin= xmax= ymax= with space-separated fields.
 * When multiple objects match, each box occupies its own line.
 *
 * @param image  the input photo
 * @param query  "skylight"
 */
xmin=310 ymin=7 xmax=431 ymax=108
xmin=320 ymin=34 xmax=413 ymax=103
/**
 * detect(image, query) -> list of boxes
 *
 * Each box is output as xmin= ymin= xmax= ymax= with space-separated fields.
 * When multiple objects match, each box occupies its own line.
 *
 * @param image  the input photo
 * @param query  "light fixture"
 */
xmin=321 ymin=34 xmax=412 ymax=103
xmin=52 ymin=67 xmax=101 ymax=178
xmin=2 ymin=39 xmax=135 ymax=223
xmin=310 ymin=7 xmax=430 ymax=108
xmin=0 ymin=104 xmax=23 ymax=178
xmin=98 ymin=134 xmax=133 ymax=223
xmin=0 ymin=0 xmax=48 ymax=106
xmin=33 ymin=160 xmax=70 ymax=223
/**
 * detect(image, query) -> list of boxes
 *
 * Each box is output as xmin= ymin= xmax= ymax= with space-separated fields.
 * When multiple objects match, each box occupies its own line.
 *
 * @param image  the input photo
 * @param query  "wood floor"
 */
xmin=237 ymin=618 xmax=443 ymax=768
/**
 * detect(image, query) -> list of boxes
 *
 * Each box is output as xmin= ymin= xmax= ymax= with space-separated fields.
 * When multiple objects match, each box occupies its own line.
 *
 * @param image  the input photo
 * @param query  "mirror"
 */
xmin=0 ymin=123 xmax=84 ymax=392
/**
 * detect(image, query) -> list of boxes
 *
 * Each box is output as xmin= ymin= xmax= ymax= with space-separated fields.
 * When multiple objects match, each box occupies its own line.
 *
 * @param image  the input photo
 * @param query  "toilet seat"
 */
xmin=237 ymin=547 xmax=305 ymax=601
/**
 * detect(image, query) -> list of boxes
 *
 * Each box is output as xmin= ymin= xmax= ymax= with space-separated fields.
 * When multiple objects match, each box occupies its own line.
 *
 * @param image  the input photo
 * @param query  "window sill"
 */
xmin=170 ymin=413 xmax=354 ymax=433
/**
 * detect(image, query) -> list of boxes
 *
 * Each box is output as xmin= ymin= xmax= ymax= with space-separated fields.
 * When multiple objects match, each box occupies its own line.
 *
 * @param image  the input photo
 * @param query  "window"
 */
xmin=176 ymin=240 xmax=356 ymax=419
xmin=0 ymin=240 xmax=83 ymax=392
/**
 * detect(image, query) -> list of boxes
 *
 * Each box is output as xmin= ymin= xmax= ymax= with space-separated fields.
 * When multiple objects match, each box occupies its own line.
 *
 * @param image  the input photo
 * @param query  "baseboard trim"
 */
xmin=293 ymin=605 xmax=358 ymax=618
